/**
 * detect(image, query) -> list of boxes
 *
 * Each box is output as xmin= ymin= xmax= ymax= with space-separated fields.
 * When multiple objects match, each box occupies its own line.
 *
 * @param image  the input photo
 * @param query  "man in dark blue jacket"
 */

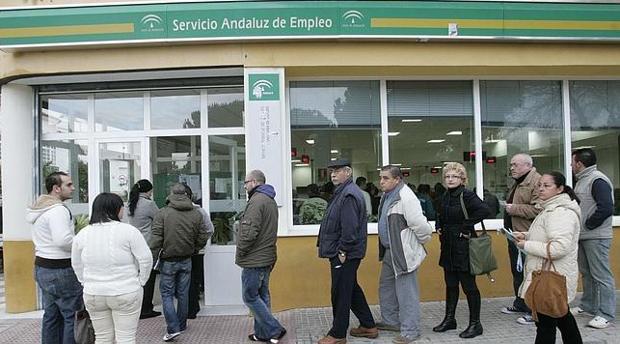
xmin=317 ymin=159 xmax=377 ymax=344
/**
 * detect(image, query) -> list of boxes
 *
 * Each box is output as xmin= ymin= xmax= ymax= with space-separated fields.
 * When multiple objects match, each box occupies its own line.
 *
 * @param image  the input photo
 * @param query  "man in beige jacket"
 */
xmin=500 ymin=153 xmax=541 ymax=325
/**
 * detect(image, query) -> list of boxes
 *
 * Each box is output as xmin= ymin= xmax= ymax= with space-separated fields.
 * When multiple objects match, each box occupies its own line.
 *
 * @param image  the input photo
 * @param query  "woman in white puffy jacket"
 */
xmin=514 ymin=171 xmax=583 ymax=344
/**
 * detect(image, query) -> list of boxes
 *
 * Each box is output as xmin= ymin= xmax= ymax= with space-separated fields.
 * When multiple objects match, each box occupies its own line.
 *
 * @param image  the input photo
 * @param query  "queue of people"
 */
xmin=26 ymin=147 xmax=615 ymax=344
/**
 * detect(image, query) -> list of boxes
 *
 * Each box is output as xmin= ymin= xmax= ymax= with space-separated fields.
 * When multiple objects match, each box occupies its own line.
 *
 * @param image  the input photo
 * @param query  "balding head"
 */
xmin=510 ymin=153 xmax=534 ymax=179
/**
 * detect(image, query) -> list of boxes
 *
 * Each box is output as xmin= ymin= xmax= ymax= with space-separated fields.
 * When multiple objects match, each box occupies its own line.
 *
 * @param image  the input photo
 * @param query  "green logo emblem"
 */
xmin=249 ymin=74 xmax=280 ymax=101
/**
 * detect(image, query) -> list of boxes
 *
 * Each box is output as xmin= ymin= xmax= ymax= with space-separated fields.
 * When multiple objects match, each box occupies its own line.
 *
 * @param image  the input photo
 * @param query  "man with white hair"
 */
xmin=500 ymin=153 xmax=541 ymax=325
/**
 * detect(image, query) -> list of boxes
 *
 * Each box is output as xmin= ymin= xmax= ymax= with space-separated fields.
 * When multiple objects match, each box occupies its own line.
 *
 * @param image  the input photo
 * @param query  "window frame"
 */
xmin=284 ymin=76 xmax=620 ymax=236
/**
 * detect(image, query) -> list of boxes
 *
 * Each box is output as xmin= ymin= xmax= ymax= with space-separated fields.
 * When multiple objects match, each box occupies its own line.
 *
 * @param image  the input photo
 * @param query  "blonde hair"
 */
xmin=442 ymin=162 xmax=468 ymax=186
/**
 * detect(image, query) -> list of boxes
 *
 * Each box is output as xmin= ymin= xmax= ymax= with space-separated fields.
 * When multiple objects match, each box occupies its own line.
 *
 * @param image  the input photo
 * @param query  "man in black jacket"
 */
xmin=317 ymin=159 xmax=377 ymax=344
xmin=236 ymin=170 xmax=287 ymax=343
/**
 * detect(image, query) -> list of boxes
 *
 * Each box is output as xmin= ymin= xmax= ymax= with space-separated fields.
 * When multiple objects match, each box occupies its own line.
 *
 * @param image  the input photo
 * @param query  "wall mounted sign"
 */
xmin=2 ymin=1 xmax=620 ymax=50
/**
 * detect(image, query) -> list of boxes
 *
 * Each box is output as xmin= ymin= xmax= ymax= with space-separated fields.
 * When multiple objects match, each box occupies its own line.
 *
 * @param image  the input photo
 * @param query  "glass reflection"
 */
xmin=290 ymin=81 xmax=381 ymax=224
xmin=208 ymin=88 xmax=244 ymax=127
xmin=151 ymin=90 xmax=201 ymax=129
xmin=481 ymin=80 xmax=564 ymax=219
xmin=41 ymin=95 xmax=89 ymax=134
xmin=95 ymin=92 xmax=144 ymax=131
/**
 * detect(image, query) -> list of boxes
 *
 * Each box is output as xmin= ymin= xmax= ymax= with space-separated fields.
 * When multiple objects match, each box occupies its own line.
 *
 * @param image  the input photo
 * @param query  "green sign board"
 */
xmin=249 ymin=73 xmax=280 ymax=101
xmin=2 ymin=1 xmax=620 ymax=49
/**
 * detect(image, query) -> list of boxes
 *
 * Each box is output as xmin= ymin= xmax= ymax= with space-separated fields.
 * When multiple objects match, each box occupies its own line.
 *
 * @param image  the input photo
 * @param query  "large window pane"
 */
xmin=151 ymin=136 xmax=202 ymax=207
xmin=41 ymin=140 xmax=89 ymax=215
xmin=209 ymin=135 xmax=246 ymax=245
xmin=570 ymin=80 xmax=620 ymax=214
xmin=290 ymin=81 xmax=381 ymax=224
xmin=99 ymin=142 xmax=141 ymax=202
xmin=95 ymin=92 xmax=144 ymax=131
xmin=151 ymin=90 xmax=201 ymax=129
xmin=387 ymin=81 xmax=474 ymax=221
xmin=481 ymin=80 xmax=564 ymax=219
xmin=207 ymin=88 xmax=243 ymax=128
xmin=41 ymin=94 xmax=89 ymax=134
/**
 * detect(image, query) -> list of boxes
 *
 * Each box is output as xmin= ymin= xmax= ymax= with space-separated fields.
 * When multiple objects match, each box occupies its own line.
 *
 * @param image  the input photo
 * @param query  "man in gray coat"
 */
xmin=571 ymin=148 xmax=616 ymax=329
xmin=236 ymin=170 xmax=286 ymax=343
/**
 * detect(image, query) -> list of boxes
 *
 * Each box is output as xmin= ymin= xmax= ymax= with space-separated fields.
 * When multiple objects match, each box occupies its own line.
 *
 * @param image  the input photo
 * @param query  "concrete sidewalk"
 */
xmin=0 ymin=295 xmax=616 ymax=343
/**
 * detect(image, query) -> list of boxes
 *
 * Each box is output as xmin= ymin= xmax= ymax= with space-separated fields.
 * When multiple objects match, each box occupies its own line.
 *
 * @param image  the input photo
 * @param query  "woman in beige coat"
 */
xmin=514 ymin=171 xmax=583 ymax=344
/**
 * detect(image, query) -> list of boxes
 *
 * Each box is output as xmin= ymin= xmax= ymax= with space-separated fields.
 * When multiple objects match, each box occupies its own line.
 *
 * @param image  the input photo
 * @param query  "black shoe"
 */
xmin=139 ymin=310 xmax=161 ymax=319
xmin=187 ymin=314 xmax=197 ymax=319
xmin=433 ymin=317 xmax=457 ymax=332
xmin=459 ymin=321 xmax=483 ymax=339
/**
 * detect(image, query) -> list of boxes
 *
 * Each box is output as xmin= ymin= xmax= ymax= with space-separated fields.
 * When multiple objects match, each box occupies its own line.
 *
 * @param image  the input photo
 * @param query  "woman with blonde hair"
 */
xmin=433 ymin=162 xmax=489 ymax=339
xmin=72 ymin=193 xmax=153 ymax=343
xmin=514 ymin=171 xmax=583 ymax=344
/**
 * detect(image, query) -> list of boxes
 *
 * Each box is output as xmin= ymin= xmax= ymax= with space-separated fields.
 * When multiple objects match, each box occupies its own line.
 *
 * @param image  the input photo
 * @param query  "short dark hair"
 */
xmin=45 ymin=171 xmax=69 ymax=193
xmin=89 ymin=193 xmax=124 ymax=224
xmin=380 ymin=165 xmax=403 ymax=179
xmin=355 ymin=177 xmax=367 ymax=187
xmin=572 ymin=148 xmax=597 ymax=167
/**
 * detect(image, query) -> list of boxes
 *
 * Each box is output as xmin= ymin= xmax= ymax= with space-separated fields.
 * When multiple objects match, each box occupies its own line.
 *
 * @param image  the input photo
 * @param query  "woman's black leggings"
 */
xmin=444 ymin=269 xmax=481 ymax=321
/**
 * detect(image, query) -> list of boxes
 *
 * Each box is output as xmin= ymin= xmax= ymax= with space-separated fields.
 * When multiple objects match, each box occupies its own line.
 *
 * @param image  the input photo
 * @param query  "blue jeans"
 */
xmin=241 ymin=267 xmax=283 ymax=340
xmin=578 ymin=239 xmax=616 ymax=321
xmin=159 ymin=259 xmax=192 ymax=334
xmin=34 ymin=266 xmax=83 ymax=344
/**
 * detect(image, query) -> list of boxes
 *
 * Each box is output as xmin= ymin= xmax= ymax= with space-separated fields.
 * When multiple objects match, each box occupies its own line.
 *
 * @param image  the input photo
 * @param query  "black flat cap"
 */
xmin=328 ymin=159 xmax=351 ymax=168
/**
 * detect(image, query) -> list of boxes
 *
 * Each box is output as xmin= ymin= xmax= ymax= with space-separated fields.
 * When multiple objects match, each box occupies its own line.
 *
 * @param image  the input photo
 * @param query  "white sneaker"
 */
xmin=517 ymin=314 xmax=535 ymax=325
xmin=588 ymin=316 xmax=610 ymax=329
xmin=163 ymin=332 xmax=181 ymax=342
xmin=570 ymin=306 xmax=593 ymax=316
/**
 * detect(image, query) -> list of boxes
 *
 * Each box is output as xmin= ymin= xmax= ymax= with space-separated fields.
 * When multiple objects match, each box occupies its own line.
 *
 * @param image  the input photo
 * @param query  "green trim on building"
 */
xmin=2 ymin=1 xmax=620 ymax=48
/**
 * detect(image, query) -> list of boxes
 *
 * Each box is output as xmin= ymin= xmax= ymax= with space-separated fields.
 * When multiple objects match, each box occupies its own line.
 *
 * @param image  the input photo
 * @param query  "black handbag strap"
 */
xmin=459 ymin=192 xmax=487 ymax=235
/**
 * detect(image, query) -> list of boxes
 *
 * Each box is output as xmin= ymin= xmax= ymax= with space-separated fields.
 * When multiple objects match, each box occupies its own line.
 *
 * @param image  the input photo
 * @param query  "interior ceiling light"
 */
xmin=427 ymin=139 xmax=445 ymax=143
xmin=388 ymin=132 xmax=401 ymax=136
xmin=433 ymin=166 xmax=443 ymax=169
xmin=401 ymin=167 xmax=412 ymax=170
xmin=330 ymin=149 xmax=339 ymax=154
xmin=291 ymin=159 xmax=301 ymax=163
xmin=391 ymin=163 xmax=402 ymax=166
xmin=484 ymin=139 xmax=502 ymax=143
xmin=446 ymin=131 xmax=462 ymax=136
xmin=305 ymin=139 xmax=315 ymax=145
xmin=573 ymin=145 xmax=596 ymax=150
xmin=295 ymin=163 xmax=310 ymax=167
xmin=402 ymin=119 xmax=422 ymax=123
xmin=330 ymin=157 xmax=337 ymax=161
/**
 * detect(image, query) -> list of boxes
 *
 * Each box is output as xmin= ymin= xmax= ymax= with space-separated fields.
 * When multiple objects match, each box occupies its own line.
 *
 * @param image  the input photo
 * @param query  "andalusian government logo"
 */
xmin=140 ymin=14 xmax=164 ymax=32
xmin=342 ymin=10 xmax=365 ymax=28
xmin=249 ymin=74 xmax=280 ymax=101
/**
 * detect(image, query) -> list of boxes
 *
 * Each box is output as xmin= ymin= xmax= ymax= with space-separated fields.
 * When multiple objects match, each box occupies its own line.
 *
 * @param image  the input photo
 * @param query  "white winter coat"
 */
xmin=518 ymin=193 xmax=581 ymax=304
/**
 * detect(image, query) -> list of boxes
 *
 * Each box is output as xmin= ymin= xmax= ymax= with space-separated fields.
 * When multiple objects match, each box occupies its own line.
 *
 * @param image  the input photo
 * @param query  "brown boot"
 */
xmin=349 ymin=326 xmax=379 ymax=338
xmin=318 ymin=335 xmax=347 ymax=344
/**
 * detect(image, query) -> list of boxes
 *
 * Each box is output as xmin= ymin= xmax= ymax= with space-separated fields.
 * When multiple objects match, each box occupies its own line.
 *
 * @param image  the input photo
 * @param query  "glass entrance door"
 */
xmin=96 ymin=139 xmax=147 ymax=202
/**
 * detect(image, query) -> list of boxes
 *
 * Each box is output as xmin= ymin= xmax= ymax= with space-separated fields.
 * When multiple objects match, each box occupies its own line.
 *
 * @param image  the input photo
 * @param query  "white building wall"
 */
xmin=0 ymin=84 xmax=34 ymax=241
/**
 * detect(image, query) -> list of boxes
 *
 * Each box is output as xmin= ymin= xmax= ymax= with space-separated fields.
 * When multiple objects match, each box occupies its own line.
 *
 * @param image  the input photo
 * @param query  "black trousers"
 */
xmin=508 ymin=238 xmax=530 ymax=312
xmin=188 ymin=254 xmax=205 ymax=317
xmin=444 ymin=269 xmax=481 ymax=321
xmin=329 ymin=257 xmax=375 ymax=339
xmin=141 ymin=269 xmax=157 ymax=314
xmin=535 ymin=312 xmax=583 ymax=344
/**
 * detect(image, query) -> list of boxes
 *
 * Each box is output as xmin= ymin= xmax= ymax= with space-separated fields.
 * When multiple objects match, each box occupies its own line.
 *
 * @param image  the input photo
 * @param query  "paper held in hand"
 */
xmin=498 ymin=227 xmax=526 ymax=253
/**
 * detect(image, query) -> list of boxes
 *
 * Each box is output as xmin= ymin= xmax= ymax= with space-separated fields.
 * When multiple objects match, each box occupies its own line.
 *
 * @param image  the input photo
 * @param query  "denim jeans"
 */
xmin=34 ymin=265 xmax=83 ymax=344
xmin=159 ymin=259 xmax=192 ymax=334
xmin=578 ymin=239 xmax=616 ymax=321
xmin=241 ymin=266 xmax=284 ymax=340
xmin=507 ymin=238 xmax=530 ymax=312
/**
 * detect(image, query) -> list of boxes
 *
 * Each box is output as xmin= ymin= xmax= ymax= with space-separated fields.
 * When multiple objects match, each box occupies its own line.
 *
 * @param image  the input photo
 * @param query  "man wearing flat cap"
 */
xmin=317 ymin=159 xmax=377 ymax=344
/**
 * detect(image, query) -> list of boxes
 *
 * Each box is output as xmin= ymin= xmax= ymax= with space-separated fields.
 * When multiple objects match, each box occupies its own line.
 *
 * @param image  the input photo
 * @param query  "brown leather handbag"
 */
xmin=524 ymin=242 xmax=568 ymax=321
